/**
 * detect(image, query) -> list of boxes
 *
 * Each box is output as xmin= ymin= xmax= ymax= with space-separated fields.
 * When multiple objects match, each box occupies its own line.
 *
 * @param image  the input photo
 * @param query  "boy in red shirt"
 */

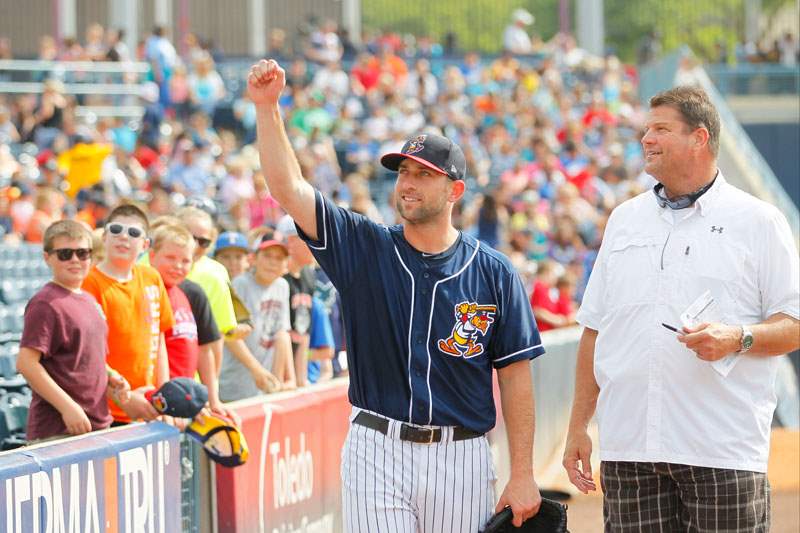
xmin=149 ymin=223 xmax=232 ymax=420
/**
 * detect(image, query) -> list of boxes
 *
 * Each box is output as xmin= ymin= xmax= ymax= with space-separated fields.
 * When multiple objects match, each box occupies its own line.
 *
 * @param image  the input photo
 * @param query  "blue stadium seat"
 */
xmin=0 ymin=304 xmax=25 ymax=339
xmin=1 ymin=435 xmax=26 ymax=450
xmin=0 ymin=352 xmax=15 ymax=379
xmin=0 ymin=374 xmax=28 ymax=392
xmin=10 ymin=261 xmax=29 ymax=279
xmin=23 ymin=244 xmax=43 ymax=260
xmin=0 ymin=393 xmax=28 ymax=446
xmin=22 ymin=280 xmax=39 ymax=300
xmin=0 ymin=280 xmax=25 ymax=305
xmin=0 ymin=259 xmax=13 ymax=278
xmin=36 ymin=263 xmax=50 ymax=277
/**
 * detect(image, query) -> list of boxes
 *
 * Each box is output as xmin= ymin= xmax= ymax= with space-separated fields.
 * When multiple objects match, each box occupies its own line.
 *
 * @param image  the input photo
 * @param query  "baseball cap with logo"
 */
xmin=255 ymin=233 xmax=288 ymax=253
xmin=144 ymin=377 xmax=208 ymax=418
xmin=214 ymin=231 xmax=249 ymax=255
xmin=380 ymin=133 xmax=466 ymax=181
xmin=185 ymin=413 xmax=250 ymax=467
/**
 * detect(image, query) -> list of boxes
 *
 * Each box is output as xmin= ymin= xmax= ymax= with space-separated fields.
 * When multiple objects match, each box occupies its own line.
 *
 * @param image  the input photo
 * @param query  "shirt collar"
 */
xmin=655 ymin=169 xmax=725 ymax=220
xmin=694 ymin=170 xmax=726 ymax=217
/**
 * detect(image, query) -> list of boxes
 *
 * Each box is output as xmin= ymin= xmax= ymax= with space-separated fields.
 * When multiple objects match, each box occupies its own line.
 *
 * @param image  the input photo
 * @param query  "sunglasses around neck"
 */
xmin=49 ymin=248 xmax=92 ymax=261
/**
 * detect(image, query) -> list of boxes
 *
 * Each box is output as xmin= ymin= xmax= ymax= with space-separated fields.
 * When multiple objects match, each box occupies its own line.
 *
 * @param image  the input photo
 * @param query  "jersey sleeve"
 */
xmin=180 ymin=279 xmax=222 ymax=345
xmin=489 ymin=268 xmax=545 ymax=368
xmin=295 ymin=190 xmax=381 ymax=289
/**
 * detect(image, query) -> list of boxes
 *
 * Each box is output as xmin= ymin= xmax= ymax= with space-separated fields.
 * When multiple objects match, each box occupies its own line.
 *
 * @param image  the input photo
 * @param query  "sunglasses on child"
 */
xmin=48 ymin=248 xmax=92 ymax=261
xmin=193 ymin=235 xmax=212 ymax=248
xmin=106 ymin=222 xmax=145 ymax=239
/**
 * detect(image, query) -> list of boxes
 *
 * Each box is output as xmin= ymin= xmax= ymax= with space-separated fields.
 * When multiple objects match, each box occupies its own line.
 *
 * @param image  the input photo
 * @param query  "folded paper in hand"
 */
xmin=680 ymin=290 xmax=739 ymax=376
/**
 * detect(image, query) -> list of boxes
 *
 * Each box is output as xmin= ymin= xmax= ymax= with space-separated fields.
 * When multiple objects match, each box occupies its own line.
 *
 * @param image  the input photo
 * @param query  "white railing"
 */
xmin=0 ymin=59 xmax=152 ymax=119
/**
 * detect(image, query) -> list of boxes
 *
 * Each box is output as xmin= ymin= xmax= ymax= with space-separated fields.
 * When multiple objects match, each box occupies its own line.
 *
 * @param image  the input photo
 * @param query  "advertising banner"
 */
xmin=217 ymin=380 xmax=351 ymax=533
xmin=0 ymin=422 xmax=181 ymax=533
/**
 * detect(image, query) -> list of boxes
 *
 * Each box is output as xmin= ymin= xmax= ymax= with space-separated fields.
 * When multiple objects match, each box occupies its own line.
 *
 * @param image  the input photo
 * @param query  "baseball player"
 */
xmin=247 ymin=59 xmax=545 ymax=532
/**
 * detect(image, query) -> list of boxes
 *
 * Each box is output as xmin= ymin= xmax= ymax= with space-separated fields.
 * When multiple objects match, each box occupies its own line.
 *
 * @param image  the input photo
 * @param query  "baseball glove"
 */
xmin=481 ymin=498 xmax=569 ymax=533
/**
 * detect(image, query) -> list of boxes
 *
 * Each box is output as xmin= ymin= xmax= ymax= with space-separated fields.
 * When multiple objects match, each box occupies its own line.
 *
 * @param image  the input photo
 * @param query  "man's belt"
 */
xmin=352 ymin=411 xmax=483 ymax=444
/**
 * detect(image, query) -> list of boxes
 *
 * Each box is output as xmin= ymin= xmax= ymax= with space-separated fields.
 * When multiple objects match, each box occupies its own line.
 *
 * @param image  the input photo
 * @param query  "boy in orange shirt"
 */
xmin=83 ymin=204 xmax=174 ymax=423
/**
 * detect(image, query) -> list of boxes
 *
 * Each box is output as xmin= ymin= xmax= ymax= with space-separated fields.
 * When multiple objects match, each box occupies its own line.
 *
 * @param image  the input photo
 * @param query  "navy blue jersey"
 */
xmin=297 ymin=191 xmax=544 ymax=433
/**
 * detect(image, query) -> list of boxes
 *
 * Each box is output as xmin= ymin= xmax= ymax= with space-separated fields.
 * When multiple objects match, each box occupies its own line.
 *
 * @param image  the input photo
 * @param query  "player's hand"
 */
xmin=60 ymin=400 xmax=92 ymax=435
xmin=563 ymin=428 xmax=597 ymax=493
xmin=495 ymin=474 xmax=542 ymax=527
xmin=251 ymin=367 xmax=281 ymax=394
xmin=120 ymin=388 xmax=160 ymax=421
xmin=678 ymin=322 xmax=740 ymax=361
xmin=247 ymin=59 xmax=285 ymax=107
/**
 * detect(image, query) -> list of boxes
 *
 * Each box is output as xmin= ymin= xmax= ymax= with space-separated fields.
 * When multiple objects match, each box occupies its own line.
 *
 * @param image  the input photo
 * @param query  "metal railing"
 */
xmin=0 ymin=59 xmax=151 ymax=119
xmin=705 ymin=63 xmax=800 ymax=96
xmin=639 ymin=47 xmax=799 ymax=239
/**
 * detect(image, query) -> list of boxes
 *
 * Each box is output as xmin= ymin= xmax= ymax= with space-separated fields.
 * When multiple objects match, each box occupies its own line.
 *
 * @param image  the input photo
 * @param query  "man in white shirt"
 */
xmin=502 ymin=8 xmax=534 ymax=55
xmin=563 ymin=85 xmax=800 ymax=531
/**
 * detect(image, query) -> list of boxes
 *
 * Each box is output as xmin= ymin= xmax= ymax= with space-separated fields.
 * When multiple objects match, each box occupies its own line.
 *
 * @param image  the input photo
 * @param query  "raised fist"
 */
xmin=247 ymin=59 xmax=286 ymax=106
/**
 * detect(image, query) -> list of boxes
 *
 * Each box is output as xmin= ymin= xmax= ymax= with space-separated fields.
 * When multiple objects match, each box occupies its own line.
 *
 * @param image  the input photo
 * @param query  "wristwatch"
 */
xmin=738 ymin=326 xmax=754 ymax=353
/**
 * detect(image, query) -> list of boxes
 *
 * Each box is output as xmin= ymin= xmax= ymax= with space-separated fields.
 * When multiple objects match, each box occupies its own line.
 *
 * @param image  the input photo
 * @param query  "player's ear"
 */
xmin=448 ymin=179 xmax=466 ymax=203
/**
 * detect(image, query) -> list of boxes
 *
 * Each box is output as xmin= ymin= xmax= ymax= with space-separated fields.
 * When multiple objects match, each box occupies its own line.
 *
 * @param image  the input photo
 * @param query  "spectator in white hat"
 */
xmin=503 ymin=8 xmax=535 ymax=55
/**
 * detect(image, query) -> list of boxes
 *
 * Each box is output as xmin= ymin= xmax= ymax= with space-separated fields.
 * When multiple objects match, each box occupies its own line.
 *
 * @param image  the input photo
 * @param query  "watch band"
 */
xmin=738 ymin=325 xmax=754 ymax=353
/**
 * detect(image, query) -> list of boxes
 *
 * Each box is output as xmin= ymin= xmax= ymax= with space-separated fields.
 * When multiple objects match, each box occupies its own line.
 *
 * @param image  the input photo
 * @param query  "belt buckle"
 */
xmin=401 ymin=424 xmax=437 ymax=444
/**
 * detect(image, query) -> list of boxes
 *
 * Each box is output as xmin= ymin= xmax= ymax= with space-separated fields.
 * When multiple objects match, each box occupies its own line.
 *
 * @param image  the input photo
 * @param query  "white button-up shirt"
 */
xmin=577 ymin=173 xmax=799 ymax=472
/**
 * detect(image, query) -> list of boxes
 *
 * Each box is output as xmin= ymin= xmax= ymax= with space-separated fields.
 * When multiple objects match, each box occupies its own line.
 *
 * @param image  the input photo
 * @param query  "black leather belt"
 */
xmin=353 ymin=411 xmax=483 ymax=444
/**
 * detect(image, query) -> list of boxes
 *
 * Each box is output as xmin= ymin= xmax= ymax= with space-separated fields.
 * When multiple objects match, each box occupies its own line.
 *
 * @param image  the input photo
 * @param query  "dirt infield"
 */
xmin=563 ymin=429 xmax=800 ymax=532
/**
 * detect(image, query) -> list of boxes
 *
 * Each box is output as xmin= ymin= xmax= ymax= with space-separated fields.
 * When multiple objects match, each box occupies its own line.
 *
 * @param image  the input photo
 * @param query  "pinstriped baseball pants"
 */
xmin=342 ymin=408 xmax=497 ymax=533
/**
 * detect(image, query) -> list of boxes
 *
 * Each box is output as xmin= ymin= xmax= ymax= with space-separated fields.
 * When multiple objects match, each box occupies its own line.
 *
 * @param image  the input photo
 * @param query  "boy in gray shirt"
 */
xmin=219 ymin=237 xmax=293 ymax=402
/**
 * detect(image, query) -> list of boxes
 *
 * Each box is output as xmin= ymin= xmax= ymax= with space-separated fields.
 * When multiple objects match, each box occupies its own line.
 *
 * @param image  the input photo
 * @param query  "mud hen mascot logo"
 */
xmin=438 ymin=301 xmax=497 ymax=358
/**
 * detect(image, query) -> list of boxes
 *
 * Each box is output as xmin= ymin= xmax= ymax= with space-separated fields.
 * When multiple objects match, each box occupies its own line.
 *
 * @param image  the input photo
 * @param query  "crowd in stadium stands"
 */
xmin=731 ymin=32 xmax=799 ymax=66
xmin=0 ymin=18 xmax=671 ymax=438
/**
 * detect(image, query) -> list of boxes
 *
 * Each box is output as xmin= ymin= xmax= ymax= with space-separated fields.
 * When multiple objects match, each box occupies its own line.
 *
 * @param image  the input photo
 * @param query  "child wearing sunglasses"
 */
xmin=82 ymin=204 xmax=175 ymax=424
xmin=16 ymin=220 xmax=129 ymax=440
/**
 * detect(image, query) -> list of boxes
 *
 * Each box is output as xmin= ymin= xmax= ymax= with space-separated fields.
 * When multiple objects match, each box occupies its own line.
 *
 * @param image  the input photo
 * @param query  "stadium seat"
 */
xmin=0 ymin=305 xmax=24 ymax=342
xmin=7 ymin=304 xmax=24 ymax=331
xmin=0 ymin=280 xmax=26 ymax=305
xmin=0 ymin=374 xmax=27 ymax=392
xmin=0 ymin=393 xmax=28 ymax=448
xmin=24 ymin=244 xmax=43 ymax=260
xmin=23 ymin=279 xmax=41 ymax=300
xmin=0 ymin=353 xmax=15 ymax=379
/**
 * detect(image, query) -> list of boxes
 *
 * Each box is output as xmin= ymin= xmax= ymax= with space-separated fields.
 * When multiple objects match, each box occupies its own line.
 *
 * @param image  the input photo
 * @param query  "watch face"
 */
xmin=743 ymin=332 xmax=754 ymax=350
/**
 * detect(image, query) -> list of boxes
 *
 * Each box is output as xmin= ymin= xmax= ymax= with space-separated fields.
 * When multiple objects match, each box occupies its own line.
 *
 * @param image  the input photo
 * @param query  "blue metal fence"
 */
xmin=706 ymin=63 xmax=800 ymax=96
